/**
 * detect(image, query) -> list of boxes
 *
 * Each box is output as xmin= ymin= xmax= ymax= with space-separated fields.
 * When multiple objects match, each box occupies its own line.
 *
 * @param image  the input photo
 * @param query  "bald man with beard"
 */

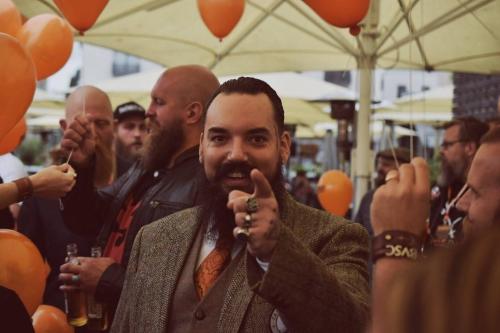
xmin=58 ymin=65 xmax=220 ymax=324
xmin=61 ymin=86 xmax=116 ymax=187
xmin=18 ymin=86 xmax=115 ymax=315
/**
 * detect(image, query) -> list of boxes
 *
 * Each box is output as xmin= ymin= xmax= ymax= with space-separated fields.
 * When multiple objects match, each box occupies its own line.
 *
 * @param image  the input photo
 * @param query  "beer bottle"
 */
xmin=64 ymin=243 xmax=88 ymax=327
xmin=86 ymin=246 xmax=109 ymax=331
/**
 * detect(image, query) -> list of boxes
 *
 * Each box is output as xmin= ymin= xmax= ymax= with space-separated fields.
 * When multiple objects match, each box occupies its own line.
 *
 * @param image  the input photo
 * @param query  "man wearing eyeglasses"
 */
xmin=429 ymin=117 xmax=488 ymax=245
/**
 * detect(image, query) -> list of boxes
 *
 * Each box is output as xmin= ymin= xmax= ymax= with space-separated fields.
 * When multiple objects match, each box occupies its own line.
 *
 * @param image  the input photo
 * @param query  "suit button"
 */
xmin=194 ymin=309 xmax=205 ymax=320
xmin=149 ymin=200 xmax=159 ymax=208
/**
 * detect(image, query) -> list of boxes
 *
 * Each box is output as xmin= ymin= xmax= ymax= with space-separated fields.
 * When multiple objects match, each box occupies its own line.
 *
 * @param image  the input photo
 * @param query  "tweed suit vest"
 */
xmin=167 ymin=227 xmax=245 ymax=333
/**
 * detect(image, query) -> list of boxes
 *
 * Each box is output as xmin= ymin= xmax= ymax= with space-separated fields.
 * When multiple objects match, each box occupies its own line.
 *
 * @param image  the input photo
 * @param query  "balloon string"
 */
xmin=60 ymin=92 xmax=85 ymax=211
xmin=65 ymin=92 xmax=85 ymax=165
xmin=385 ymin=134 xmax=400 ymax=169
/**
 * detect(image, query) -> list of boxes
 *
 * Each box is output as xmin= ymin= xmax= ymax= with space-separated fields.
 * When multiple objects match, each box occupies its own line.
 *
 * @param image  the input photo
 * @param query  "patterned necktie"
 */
xmin=194 ymin=236 xmax=233 ymax=299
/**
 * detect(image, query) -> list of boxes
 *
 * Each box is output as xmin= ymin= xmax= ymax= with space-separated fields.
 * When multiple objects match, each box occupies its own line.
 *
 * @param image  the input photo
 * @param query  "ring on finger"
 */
xmin=246 ymin=196 xmax=259 ymax=213
xmin=243 ymin=213 xmax=252 ymax=228
xmin=385 ymin=173 xmax=399 ymax=183
xmin=233 ymin=226 xmax=250 ymax=241
xmin=71 ymin=274 xmax=80 ymax=284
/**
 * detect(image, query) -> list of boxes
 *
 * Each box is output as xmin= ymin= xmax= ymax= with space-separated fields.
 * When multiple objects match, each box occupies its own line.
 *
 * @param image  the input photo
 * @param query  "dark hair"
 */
xmin=203 ymin=77 xmax=285 ymax=133
xmin=480 ymin=127 xmax=500 ymax=145
xmin=442 ymin=117 xmax=489 ymax=147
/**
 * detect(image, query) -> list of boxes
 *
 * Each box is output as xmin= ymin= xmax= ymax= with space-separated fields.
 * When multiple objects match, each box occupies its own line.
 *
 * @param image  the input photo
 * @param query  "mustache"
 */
xmin=214 ymin=161 xmax=254 ymax=181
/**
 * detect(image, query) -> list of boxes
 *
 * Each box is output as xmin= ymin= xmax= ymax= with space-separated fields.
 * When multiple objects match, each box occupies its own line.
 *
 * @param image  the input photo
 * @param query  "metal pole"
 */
xmin=353 ymin=0 xmax=379 ymax=212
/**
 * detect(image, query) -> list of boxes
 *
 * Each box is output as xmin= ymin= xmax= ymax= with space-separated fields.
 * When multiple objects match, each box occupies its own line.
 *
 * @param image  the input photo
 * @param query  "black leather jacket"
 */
xmin=62 ymin=146 xmax=205 ymax=308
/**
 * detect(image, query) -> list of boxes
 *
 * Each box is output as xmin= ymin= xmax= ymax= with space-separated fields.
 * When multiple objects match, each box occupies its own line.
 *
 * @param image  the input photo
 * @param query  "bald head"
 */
xmin=143 ymin=65 xmax=219 ymax=169
xmin=66 ymin=86 xmax=113 ymax=122
xmin=158 ymin=65 xmax=220 ymax=109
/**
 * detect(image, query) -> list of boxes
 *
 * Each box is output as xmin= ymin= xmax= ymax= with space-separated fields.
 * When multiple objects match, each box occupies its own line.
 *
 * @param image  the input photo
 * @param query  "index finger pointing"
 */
xmin=250 ymin=169 xmax=273 ymax=199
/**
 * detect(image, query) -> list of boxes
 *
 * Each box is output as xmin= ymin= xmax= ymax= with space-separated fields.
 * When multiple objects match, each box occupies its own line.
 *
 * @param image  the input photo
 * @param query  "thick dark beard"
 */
xmin=141 ymin=117 xmax=183 ymax=172
xmin=199 ymin=161 xmax=286 ymax=243
xmin=116 ymin=139 xmax=141 ymax=163
xmin=438 ymin=159 xmax=465 ymax=187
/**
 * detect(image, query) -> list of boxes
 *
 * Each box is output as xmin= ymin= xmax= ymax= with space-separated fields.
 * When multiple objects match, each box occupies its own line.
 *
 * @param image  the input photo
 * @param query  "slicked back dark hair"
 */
xmin=442 ymin=117 xmax=489 ymax=147
xmin=203 ymin=77 xmax=285 ymax=134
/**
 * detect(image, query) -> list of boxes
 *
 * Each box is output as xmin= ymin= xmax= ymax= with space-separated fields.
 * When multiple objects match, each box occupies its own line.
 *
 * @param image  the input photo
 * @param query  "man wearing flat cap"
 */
xmin=113 ymin=101 xmax=147 ymax=177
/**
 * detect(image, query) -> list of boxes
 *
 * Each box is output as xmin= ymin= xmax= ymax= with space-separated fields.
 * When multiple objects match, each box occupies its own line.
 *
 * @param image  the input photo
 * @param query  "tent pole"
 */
xmin=354 ymin=55 xmax=375 ymax=211
xmin=353 ymin=0 xmax=379 ymax=212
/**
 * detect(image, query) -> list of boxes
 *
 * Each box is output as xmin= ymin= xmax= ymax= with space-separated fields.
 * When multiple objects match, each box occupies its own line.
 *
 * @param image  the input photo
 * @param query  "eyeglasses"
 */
xmin=440 ymin=140 xmax=464 ymax=149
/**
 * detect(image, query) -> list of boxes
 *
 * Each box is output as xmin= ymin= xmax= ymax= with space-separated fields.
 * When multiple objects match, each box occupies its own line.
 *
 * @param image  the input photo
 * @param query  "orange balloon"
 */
xmin=54 ymin=0 xmax=108 ymax=34
xmin=317 ymin=170 xmax=353 ymax=216
xmin=197 ymin=0 xmax=245 ymax=40
xmin=0 ymin=33 xmax=36 ymax=141
xmin=0 ymin=0 xmax=22 ymax=36
xmin=32 ymin=305 xmax=74 ymax=333
xmin=0 ymin=117 xmax=26 ymax=154
xmin=17 ymin=14 xmax=74 ymax=80
xmin=304 ymin=0 xmax=370 ymax=28
xmin=0 ymin=229 xmax=46 ymax=316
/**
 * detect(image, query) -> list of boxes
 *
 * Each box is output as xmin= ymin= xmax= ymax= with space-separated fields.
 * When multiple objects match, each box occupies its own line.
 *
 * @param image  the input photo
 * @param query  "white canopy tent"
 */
xmin=15 ymin=0 xmax=500 ymax=207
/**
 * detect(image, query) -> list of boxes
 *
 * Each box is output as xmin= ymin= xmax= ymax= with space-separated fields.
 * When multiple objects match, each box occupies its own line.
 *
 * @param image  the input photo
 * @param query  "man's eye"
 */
xmin=153 ymin=98 xmax=164 ymax=105
xmin=210 ymin=135 xmax=226 ymax=143
xmin=250 ymin=136 xmax=267 ymax=145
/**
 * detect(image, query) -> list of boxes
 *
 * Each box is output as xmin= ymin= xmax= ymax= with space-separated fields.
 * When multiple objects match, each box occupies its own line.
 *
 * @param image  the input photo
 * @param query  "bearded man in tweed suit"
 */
xmin=112 ymin=77 xmax=370 ymax=333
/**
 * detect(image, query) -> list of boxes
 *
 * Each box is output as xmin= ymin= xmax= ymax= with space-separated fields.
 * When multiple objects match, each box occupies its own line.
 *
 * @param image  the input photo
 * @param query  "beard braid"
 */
xmin=141 ymin=117 xmax=184 ymax=172
xmin=199 ymin=161 xmax=286 ymax=243
xmin=94 ymin=139 xmax=116 ymax=188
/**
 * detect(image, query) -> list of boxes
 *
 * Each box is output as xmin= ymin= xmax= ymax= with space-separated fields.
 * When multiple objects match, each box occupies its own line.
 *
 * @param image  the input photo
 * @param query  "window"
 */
xmin=112 ymin=52 xmax=140 ymax=77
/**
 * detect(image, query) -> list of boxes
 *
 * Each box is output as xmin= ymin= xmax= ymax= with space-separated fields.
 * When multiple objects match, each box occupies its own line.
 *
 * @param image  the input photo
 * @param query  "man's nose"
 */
xmin=146 ymin=103 xmax=155 ymax=118
xmin=227 ymin=139 xmax=248 ymax=162
xmin=133 ymin=127 xmax=142 ymax=137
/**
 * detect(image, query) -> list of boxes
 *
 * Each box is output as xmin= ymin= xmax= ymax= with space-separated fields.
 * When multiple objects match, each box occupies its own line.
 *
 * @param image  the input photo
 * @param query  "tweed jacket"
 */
xmin=112 ymin=195 xmax=370 ymax=333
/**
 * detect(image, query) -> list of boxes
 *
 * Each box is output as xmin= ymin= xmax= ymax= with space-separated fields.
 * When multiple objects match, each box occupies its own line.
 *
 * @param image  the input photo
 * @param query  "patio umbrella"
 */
xmin=14 ymin=0 xmax=500 ymax=207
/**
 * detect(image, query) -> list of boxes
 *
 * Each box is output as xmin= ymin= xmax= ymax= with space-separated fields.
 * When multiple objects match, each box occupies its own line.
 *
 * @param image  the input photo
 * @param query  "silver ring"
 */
xmin=246 ymin=197 xmax=259 ymax=213
xmin=233 ymin=226 xmax=250 ymax=241
xmin=71 ymin=274 xmax=80 ymax=284
xmin=385 ymin=173 xmax=399 ymax=183
xmin=243 ymin=213 xmax=252 ymax=228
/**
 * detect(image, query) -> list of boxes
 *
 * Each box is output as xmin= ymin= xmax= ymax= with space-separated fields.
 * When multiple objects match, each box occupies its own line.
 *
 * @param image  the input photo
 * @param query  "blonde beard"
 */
xmin=94 ymin=140 xmax=116 ymax=188
xmin=50 ymin=139 xmax=116 ymax=189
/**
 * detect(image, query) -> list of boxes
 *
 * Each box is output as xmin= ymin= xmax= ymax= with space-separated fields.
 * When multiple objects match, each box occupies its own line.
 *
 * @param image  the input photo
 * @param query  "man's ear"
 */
xmin=464 ymin=141 xmax=478 ymax=157
xmin=185 ymin=102 xmax=203 ymax=125
xmin=279 ymin=131 xmax=292 ymax=164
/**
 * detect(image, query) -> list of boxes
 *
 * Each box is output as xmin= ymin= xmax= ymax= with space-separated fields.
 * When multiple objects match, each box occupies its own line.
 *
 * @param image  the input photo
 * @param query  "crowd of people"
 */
xmin=1 ymin=64 xmax=500 ymax=332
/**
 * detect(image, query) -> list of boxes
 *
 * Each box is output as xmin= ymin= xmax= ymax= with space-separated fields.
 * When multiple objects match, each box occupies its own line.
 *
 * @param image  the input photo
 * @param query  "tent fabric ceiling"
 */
xmin=13 ymin=0 xmax=500 ymax=75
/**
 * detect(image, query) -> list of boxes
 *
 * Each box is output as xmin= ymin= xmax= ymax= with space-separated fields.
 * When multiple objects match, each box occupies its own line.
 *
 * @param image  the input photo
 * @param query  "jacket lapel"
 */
xmin=140 ymin=208 xmax=202 ymax=333
xmin=217 ymin=250 xmax=255 ymax=332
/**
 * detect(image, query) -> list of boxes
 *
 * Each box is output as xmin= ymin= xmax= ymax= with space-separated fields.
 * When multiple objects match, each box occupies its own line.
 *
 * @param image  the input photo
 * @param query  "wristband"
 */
xmin=13 ymin=177 xmax=34 ymax=202
xmin=372 ymin=230 xmax=423 ymax=263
